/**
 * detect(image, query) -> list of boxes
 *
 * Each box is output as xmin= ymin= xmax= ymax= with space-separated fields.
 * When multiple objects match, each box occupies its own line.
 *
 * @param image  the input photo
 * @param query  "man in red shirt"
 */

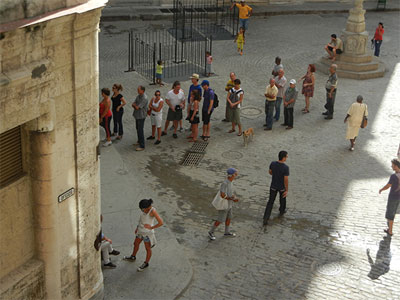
xmin=373 ymin=22 xmax=384 ymax=57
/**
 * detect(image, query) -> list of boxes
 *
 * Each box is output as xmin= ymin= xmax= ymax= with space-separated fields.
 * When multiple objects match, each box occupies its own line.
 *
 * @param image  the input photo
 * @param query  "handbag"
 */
xmin=211 ymin=192 xmax=229 ymax=210
xmin=360 ymin=105 xmax=368 ymax=128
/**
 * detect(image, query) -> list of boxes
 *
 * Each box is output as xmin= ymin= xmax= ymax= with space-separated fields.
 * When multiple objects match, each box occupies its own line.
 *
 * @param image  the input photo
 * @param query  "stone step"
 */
xmin=320 ymin=56 xmax=379 ymax=72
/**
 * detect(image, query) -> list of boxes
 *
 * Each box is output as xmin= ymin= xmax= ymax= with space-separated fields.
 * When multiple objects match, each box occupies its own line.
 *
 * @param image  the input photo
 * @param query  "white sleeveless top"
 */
xmin=137 ymin=207 xmax=157 ymax=247
xmin=151 ymin=98 xmax=164 ymax=116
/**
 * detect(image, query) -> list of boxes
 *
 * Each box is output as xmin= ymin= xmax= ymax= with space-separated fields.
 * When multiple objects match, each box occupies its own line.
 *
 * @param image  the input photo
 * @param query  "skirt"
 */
xmin=229 ymin=108 xmax=241 ymax=125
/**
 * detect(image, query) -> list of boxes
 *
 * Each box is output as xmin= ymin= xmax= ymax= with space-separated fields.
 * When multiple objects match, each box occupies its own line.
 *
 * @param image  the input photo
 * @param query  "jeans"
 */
xmin=284 ymin=107 xmax=294 ymax=127
xmin=274 ymin=97 xmax=282 ymax=121
xmin=265 ymin=100 xmax=275 ymax=129
xmin=324 ymin=88 xmax=336 ymax=117
xmin=135 ymin=118 xmax=145 ymax=148
xmin=263 ymin=188 xmax=286 ymax=222
xmin=239 ymin=18 xmax=249 ymax=31
xmin=374 ymin=40 xmax=382 ymax=57
xmin=100 ymin=116 xmax=112 ymax=139
xmin=113 ymin=109 xmax=124 ymax=136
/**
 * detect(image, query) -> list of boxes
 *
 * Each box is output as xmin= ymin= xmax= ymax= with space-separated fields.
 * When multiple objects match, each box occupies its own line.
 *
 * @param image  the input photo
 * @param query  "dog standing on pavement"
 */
xmin=243 ymin=128 xmax=254 ymax=147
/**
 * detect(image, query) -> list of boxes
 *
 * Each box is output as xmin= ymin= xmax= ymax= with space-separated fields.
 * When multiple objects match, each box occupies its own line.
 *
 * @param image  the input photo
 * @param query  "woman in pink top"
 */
xmin=373 ymin=22 xmax=384 ymax=57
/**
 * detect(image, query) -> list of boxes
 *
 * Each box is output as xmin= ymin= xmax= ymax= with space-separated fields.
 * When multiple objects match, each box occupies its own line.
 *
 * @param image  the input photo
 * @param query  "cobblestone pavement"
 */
xmin=99 ymin=11 xmax=400 ymax=300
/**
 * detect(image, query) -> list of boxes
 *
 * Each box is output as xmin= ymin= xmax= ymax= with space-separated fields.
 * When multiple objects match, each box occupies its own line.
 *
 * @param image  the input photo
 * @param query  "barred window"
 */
xmin=0 ymin=126 xmax=24 ymax=187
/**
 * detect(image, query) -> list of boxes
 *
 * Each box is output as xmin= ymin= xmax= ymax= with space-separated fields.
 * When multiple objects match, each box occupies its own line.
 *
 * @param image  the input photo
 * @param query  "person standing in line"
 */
xmin=373 ymin=22 xmax=384 ymax=57
xmin=100 ymin=215 xmax=120 ymax=268
xmin=230 ymin=0 xmax=252 ymax=33
xmin=282 ymin=79 xmax=298 ymax=130
xmin=227 ymin=78 xmax=244 ymax=136
xmin=263 ymin=151 xmax=289 ymax=226
xmin=124 ymin=199 xmax=164 ymax=272
xmin=344 ymin=95 xmax=368 ymax=151
xmin=187 ymin=74 xmax=202 ymax=131
xmin=223 ymin=72 xmax=236 ymax=122
xmin=188 ymin=90 xmax=201 ymax=142
xmin=205 ymin=51 xmax=213 ymax=77
xmin=147 ymin=90 xmax=164 ymax=145
xmin=234 ymin=27 xmax=245 ymax=56
xmin=99 ymin=88 xmax=113 ymax=147
xmin=323 ymin=64 xmax=338 ymax=120
xmin=111 ymin=84 xmax=126 ymax=140
xmin=271 ymin=57 xmax=283 ymax=77
xmin=162 ymin=81 xmax=185 ymax=139
xmin=379 ymin=159 xmax=400 ymax=236
xmin=208 ymin=168 xmax=239 ymax=240
xmin=264 ymin=78 xmax=278 ymax=131
xmin=132 ymin=86 xmax=148 ymax=151
xmin=274 ymin=69 xmax=287 ymax=122
xmin=201 ymin=80 xmax=215 ymax=141
xmin=300 ymin=64 xmax=316 ymax=113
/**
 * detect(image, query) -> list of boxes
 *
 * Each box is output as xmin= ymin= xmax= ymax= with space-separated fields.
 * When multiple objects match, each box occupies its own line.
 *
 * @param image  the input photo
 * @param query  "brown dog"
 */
xmin=243 ymin=128 xmax=254 ymax=147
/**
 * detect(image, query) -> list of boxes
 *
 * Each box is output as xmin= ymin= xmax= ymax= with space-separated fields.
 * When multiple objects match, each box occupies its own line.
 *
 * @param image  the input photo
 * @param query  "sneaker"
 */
xmin=137 ymin=262 xmax=149 ymax=272
xmin=179 ymin=128 xmax=184 ymax=133
xmin=224 ymin=232 xmax=236 ymax=237
xmin=280 ymin=124 xmax=288 ymax=126
xmin=123 ymin=255 xmax=136 ymax=261
xmin=155 ymin=140 xmax=161 ymax=145
xmin=109 ymin=250 xmax=120 ymax=255
xmin=208 ymin=231 xmax=216 ymax=240
xmin=324 ymin=116 xmax=333 ymax=120
xmin=103 ymin=141 xmax=112 ymax=147
xmin=350 ymin=147 xmax=354 ymax=151
xmin=279 ymin=209 xmax=288 ymax=216
xmin=147 ymin=136 xmax=155 ymax=140
xmin=161 ymin=131 xmax=167 ymax=136
xmin=173 ymin=133 xmax=178 ymax=139
xmin=322 ymin=112 xmax=329 ymax=116
xmin=263 ymin=219 xmax=268 ymax=226
xmin=103 ymin=262 xmax=116 ymax=268
xmin=136 ymin=147 xmax=145 ymax=151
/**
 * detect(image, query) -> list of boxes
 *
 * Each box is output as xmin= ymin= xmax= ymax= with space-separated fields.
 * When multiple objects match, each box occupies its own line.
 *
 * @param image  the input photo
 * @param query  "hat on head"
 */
xmin=190 ymin=73 xmax=199 ymax=80
xmin=227 ymin=168 xmax=237 ymax=175
xmin=201 ymin=80 xmax=210 ymax=86
xmin=289 ymin=79 xmax=296 ymax=85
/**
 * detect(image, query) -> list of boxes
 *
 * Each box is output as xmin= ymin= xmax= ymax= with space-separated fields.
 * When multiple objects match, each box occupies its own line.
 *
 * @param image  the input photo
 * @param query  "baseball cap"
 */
xmin=201 ymin=80 xmax=210 ymax=86
xmin=289 ymin=79 xmax=296 ymax=84
xmin=227 ymin=168 xmax=237 ymax=175
xmin=190 ymin=73 xmax=199 ymax=80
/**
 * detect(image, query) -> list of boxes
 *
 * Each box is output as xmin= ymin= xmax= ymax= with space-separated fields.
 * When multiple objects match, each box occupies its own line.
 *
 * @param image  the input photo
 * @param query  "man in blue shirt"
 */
xmin=201 ymin=80 xmax=214 ymax=141
xmin=263 ymin=151 xmax=289 ymax=226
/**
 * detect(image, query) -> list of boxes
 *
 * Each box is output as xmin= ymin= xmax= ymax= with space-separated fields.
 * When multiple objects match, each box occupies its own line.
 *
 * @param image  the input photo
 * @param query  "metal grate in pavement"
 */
xmin=180 ymin=141 xmax=208 ymax=166
xmin=189 ymin=141 xmax=208 ymax=153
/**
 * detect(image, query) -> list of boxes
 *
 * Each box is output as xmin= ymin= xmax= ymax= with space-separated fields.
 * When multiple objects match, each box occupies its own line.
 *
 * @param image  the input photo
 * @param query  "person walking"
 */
xmin=344 ymin=95 xmax=368 ymax=151
xmin=124 ymin=199 xmax=163 ymax=271
xmin=99 ymin=88 xmax=113 ymax=147
xmin=274 ymin=69 xmax=287 ymax=122
xmin=373 ymin=22 xmax=384 ymax=57
xmin=100 ymin=215 xmax=120 ymax=268
xmin=111 ymin=84 xmax=126 ymax=140
xmin=162 ymin=81 xmax=185 ymax=139
xmin=227 ymin=79 xmax=244 ymax=136
xmin=263 ymin=151 xmax=289 ymax=226
xmin=234 ymin=27 xmax=245 ymax=56
xmin=132 ymin=86 xmax=148 ymax=151
xmin=264 ymin=78 xmax=278 ymax=131
xmin=282 ymin=79 xmax=298 ymax=130
xmin=323 ymin=64 xmax=338 ymax=120
xmin=188 ymin=90 xmax=201 ymax=142
xmin=201 ymin=80 xmax=215 ymax=141
xmin=379 ymin=159 xmax=400 ymax=236
xmin=230 ymin=0 xmax=252 ymax=33
xmin=147 ymin=90 xmax=164 ymax=145
xmin=208 ymin=168 xmax=239 ymax=240
xmin=223 ymin=72 xmax=236 ymax=122
xmin=300 ymin=64 xmax=315 ymax=113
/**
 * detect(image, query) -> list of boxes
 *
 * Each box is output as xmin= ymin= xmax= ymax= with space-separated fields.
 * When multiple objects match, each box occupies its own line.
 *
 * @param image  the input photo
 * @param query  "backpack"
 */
xmin=213 ymin=92 xmax=219 ymax=108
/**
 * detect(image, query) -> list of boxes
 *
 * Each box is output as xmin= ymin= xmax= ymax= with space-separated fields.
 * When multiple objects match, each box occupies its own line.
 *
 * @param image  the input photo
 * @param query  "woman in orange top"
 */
xmin=373 ymin=22 xmax=384 ymax=57
xmin=99 ymin=88 xmax=113 ymax=147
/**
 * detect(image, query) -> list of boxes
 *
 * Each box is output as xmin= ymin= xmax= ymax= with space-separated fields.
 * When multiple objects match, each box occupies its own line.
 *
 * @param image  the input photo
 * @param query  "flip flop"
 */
xmin=228 ymin=129 xmax=235 ymax=133
xmin=237 ymin=133 xmax=242 ymax=136
xmin=384 ymin=229 xmax=393 ymax=236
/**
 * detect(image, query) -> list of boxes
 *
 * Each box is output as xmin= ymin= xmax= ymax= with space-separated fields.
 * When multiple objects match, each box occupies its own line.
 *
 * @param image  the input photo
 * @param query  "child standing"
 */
xmin=234 ymin=27 xmax=245 ymax=55
xmin=205 ymin=51 xmax=213 ymax=77
xmin=155 ymin=60 xmax=164 ymax=86
xmin=124 ymin=199 xmax=163 ymax=271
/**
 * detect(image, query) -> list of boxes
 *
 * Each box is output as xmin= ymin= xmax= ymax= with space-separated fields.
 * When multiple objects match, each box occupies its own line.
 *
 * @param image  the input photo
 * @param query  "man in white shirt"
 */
xmin=162 ymin=81 xmax=185 ymax=138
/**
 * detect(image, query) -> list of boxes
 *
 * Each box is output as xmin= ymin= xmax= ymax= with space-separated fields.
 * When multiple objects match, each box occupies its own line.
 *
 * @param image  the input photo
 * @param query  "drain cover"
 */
xmin=222 ymin=150 xmax=243 ymax=160
xmin=181 ymin=141 xmax=208 ymax=166
xmin=189 ymin=141 xmax=208 ymax=153
xmin=311 ymin=261 xmax=343 ymax=276
xmin=241 ymin=106 xmax=263 ymax=118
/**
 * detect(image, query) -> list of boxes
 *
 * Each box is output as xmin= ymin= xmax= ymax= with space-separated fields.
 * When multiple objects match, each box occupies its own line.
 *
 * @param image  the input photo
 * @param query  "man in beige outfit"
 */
xmin=344 ymin=95 xmax=368 ymax=151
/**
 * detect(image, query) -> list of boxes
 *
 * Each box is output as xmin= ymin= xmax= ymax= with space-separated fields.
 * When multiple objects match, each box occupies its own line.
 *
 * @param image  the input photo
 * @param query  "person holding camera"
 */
xmin=162 ymin=81 xmax=185 ymax=139
xmin=373 ymin=22 xmax=384 ymax=57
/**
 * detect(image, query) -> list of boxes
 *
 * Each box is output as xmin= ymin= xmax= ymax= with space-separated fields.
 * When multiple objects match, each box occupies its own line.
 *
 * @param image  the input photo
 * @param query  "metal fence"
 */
xmin=127 ymin=29 xmax=212 ymax=83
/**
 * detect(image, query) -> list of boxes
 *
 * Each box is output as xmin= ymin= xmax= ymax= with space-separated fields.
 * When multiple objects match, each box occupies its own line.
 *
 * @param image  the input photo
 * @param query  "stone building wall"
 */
xmin=0 ymin=1 xmax=106 ymax=299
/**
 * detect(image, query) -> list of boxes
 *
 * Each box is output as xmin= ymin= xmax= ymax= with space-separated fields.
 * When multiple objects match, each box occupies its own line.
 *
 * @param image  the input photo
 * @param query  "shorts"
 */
xmin=189 ymin=110 xmax=200 ymax=124
xmin=328 ymin=46 xmax=342 ymax=54
xmin=385 ymin=196 xmax=400 ymax=221
xmin=136 ymin=234 xmax=151 ymax=243
xmin=228 ymin=108 xmax=241 ymax=125
xmin=217 ymin=208 xmax=233 ymax=223
xmin=202 ymin=110 xmax=212 ymax=124
xmin=167 ymin=108 xmax=183 ymax=121
xmin=151 ymin=113 xmax=162 ymax=128
xmin=239 ymin=18 xmax=249 ymax=31
xmin=206 ymin=63 xmax=212 ymax=74
xmin=156 ymin=73 xmax=162 ymax=79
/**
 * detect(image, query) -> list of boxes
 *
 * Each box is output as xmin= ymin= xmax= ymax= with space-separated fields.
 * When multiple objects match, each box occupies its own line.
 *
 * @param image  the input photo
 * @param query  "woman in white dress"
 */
xmin=344 ymin=95 xmax=368 ymax=151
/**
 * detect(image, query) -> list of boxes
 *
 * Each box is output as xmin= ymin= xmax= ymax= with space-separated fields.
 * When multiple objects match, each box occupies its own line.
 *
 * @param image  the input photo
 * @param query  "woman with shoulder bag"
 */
xmin=344 ymin=95 xmax=368 ymax=151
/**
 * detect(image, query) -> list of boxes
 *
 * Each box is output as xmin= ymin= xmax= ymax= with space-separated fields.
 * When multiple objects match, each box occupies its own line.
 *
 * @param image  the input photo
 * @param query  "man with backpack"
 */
xmin=201 ymin=80 xmax=217 ymax=142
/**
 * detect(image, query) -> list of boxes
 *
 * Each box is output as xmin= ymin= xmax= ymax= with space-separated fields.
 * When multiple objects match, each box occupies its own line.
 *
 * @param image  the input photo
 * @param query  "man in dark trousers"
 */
xmin=263 ymin=151 xmax=289 ymax=226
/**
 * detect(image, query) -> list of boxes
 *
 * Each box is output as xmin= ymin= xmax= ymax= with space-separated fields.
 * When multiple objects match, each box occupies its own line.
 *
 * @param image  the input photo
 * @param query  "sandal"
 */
xmin=384 ymin=229 xmax=393 ymax=236
xmin=237 ymin=132 xmax=242 ymax=136
xmin=228 ymin=129 xmax=235 ymax=133
xmin=303 ymin=109 xmax=310 ymax=113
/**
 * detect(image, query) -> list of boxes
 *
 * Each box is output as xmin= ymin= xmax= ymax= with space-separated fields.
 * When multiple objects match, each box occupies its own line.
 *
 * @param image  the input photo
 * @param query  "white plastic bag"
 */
xmin=211 ymin=192 xmax=229 ymax=210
